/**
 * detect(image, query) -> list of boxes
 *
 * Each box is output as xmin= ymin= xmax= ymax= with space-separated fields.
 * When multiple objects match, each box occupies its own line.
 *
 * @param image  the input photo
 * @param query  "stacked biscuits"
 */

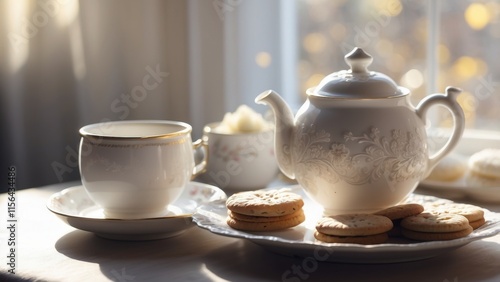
xmin=379 ymin=202 xmax=485 ymax=241
xmin=424 ymin=202 xmax=486 ymax=230
xmin=374 ymin=203 xmax=425 ymax=237
xmin=399 ymin=212 xmax=473 ymax=241
xmin=224 ymin=189 xmax=486 ymax=244
xmin=225 ymin=189 xmax=305 ymax=231
xmin=314 ymin=202 xmax=485 ymax=243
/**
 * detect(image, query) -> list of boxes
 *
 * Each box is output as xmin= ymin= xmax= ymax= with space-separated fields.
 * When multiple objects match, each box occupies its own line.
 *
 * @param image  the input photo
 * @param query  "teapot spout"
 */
xmin=255 ymin=90 xmax=295 ymax=179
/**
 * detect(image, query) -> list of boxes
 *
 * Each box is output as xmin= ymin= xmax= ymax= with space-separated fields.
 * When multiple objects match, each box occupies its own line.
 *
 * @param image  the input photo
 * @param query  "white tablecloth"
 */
xmin=1 ymin=181 xmax=500 ymax=282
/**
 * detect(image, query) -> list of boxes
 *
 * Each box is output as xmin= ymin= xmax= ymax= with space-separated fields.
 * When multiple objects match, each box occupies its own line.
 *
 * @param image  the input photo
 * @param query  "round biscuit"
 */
xmin=314 ymin=231 xmax=388 ymax=245
xmin=469 ymin=217 xmax=486 ymax=230
xmin=426 ymin=154 xmax=467 ymax=182
xmin=228 ymin=209 xmax=304 ymax=223
xmin=468 ymin=148 xmax=500 ymax=179
xmin=422 ymin=199 xmax=455 ymax=210
xmin=226 ymin=189 xmax=304 ymax=217
xmin=226 ymin=210 xmax=305 ymax=231
xmin=315 ymin=214 xmax=393 ymax=236
xmin=400 ymin=212 xmax=470 ymax=233
xmin=428 ymin=203 xmax=484 ymax=222
xmin=374 ymin=203 xmax=424 ymax=220
xmin=401 ymin=225 xmax=473 ymax=241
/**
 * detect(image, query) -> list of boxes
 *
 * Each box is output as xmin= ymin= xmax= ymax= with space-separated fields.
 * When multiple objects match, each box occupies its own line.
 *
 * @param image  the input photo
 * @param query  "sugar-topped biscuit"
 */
xmin=226 ymin=189 xmax=304 ymax=217
xmin=225 ymin=189 xmax=305 ymax=232
xmin=427 ymin=203 xmax=484 ymax=222
xmin=426 ymin=203 xmax=485 ymax=230
xmin=374 ymin=203 xmax=424 ymax=237
xmin=374 ymin=203 xmax=424 ymax=220
xmin=400 ymin=212 xmax=472 ymax=241
xmin=400 ymin=212 xmax=470 ymax=233
xmin=316 ymin=214 xmax=393 ymax=237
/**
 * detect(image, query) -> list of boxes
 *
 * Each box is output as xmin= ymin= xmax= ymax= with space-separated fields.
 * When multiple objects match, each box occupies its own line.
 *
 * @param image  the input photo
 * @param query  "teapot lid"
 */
xmin=308 ymin=47 xmax=409 ymax=99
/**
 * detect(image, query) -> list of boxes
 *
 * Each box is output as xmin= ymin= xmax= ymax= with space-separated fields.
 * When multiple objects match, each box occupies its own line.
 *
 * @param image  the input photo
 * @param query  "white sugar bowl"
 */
xmin=201 ymin=122 xmax=278 ymax=191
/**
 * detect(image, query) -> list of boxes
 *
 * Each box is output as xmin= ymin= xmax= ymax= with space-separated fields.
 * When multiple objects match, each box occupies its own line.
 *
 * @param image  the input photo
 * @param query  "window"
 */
xmin=297 ymin=0 xmax=500 ymax=132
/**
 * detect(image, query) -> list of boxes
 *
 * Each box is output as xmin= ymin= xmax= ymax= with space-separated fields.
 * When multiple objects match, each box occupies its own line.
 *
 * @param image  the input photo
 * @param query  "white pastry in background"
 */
xmin=426 ymin=153 xmax=467 ymax=182
xmin=215 ymin=105 xmax=271 ymax=134
xmin=466 ymin=148 xmax=500 ymax=187
xmin=468 ymin=148 xmax=500 ymax=179
xmin=465 ymin=171 xmax=500 ymax=187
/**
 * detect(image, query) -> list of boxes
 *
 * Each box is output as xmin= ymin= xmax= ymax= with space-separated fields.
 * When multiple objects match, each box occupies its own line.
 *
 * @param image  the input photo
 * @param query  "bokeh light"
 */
xmin=303 ymin=32 xmax=327 ymax=54
xmin=299 ymin=0 xmax=500 ymax=130
xmin=451 ymin=57 xmax=488 ymax=80
xmin=465 ymin=3 xmax=491 ymax=30
xmin=453 ymin=56 xmax=479 ymax=80
xmin=255 ymin=52 xmax=272 ymax=68
xmin=401 ymin=69 xmax=424 ymax=90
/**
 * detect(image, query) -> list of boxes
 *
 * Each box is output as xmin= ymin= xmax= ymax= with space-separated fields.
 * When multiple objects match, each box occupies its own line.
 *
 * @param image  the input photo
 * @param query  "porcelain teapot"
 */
xmin=255 ymin=47 xmax=465 ymax=215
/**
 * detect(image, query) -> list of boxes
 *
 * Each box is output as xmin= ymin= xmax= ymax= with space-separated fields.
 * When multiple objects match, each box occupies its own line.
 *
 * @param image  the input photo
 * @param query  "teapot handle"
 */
xmin=416 ymin=86 xmax=465 ymax=178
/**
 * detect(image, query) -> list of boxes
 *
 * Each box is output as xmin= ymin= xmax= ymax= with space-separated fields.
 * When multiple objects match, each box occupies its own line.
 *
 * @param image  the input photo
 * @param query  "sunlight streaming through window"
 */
xmin=299 ymin=0 xmax=500 ymax=130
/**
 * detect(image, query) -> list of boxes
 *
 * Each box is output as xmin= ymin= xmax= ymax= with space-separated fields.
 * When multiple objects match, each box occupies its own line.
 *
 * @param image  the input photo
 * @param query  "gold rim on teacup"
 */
xmin=79 ymin=120 xmax=192 ymax=140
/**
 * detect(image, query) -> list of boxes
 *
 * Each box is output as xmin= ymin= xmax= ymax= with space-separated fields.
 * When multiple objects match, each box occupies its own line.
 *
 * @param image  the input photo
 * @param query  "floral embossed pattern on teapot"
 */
xmin=256 ymin=47 xmax=465 ymax=215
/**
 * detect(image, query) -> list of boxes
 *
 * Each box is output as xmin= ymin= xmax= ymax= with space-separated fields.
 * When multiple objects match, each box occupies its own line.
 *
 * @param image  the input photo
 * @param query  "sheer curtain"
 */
xmin=0 ymin=0 xmax=289 ymax=190
xmin=0 ymin=0 xmax=194 ymax=190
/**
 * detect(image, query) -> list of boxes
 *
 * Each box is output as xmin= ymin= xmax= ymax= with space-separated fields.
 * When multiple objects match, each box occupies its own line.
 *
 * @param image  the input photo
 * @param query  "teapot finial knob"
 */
xmin=345 ymin=47 xmax=373 ymax=74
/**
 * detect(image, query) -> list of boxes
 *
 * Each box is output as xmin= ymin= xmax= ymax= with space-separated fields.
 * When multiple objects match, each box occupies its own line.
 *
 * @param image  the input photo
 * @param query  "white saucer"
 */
xmin=47 ymin=182 xmax=226 ymax=240
xmin=193 ymin=185 xmax=500 ymax=263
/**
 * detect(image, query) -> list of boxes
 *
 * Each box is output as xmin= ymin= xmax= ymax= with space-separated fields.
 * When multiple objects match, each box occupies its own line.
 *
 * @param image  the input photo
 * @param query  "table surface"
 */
xmin=1 ymin=180 xmax=500 ymax=282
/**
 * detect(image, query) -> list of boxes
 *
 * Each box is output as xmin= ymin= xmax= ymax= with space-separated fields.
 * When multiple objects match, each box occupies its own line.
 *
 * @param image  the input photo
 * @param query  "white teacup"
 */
xmin=201 ymin=122 xmax=279 ymax=190
xmin=79 ymin=120 xmax=206 ymax=219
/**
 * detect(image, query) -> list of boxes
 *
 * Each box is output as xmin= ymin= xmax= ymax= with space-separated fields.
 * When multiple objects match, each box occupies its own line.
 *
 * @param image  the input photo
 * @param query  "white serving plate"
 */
xmin=193 ymin=185 xmax=500 ymax=263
